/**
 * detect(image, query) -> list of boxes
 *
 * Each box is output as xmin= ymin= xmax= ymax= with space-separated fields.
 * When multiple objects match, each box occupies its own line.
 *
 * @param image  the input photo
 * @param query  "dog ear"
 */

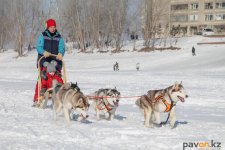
xmin=78 ymin=98 xmax=83 ymax=104
xmin=180 ymin=81 xmax=183 ymax=86
xmin=173 ymin=81 xmax=178 ymax=89
xmin=161 ymin=89 xmax=165 ymax=95
xmin=114 ymin=87 xmax=117 ymax=90
xmin=43 ymin=62 xmax=49 ymax=68
xmin=71 ymin=82 xmax=79 ymax=90
xmin=107 ymin=89 xmax=111 ymax=93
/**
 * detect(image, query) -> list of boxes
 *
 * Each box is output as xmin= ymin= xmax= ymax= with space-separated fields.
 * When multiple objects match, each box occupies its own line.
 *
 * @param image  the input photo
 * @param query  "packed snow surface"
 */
xmin=0 ymin=36 xmax=225 ymax=150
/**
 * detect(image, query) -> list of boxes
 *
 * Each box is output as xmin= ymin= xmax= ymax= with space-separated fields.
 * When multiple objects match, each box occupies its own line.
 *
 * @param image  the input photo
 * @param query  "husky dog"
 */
xmin=89 ymin=88 xmax=120 ymax=121
xmin=135 ymin=81 xmax=188 ymax=128
xmin=52 ymin=79 xmax=90 ymax=124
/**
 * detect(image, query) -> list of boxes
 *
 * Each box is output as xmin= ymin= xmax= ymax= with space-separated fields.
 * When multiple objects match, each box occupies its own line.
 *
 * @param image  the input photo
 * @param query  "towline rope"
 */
xmin=86 ymin=95 xmax=142 ymax=111
xmin=86 ymin=96 xmax=142 ymax=99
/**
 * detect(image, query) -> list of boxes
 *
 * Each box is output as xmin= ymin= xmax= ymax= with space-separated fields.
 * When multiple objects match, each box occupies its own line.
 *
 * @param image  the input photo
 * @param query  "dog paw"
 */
xmin=149 ymin=124 xmax=154 ymax=128
xmin=105 ymin=113 xmax=109 ymax=119
xmin=78 ymin=116 xmax=82 ymax=122
xmin=70 ymin=114 xmax=75 ymax=119
xmin=53 ymin=115 xmax=57 ymax=121
xmin=170 ymin=123 xmax=174 ymax=128
xmin=145 ymin=125 xmax=154 ymax=128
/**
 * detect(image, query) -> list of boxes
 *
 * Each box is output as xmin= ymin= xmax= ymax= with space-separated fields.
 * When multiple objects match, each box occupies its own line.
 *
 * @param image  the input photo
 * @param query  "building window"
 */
xmin=205 ymin=3 xmax=213 ymax=9
xmin=205 ymin=26 xmax=212 ymax=29
xmin=171 ymin=4 xmax=188 ymax=10
xmin=214 ymin=25 xmax=225 ymax=32
xmin=216 ymin=2 xmax=225 ymax=8
xmin=190 ymin=15 xmax=198 ymax=21
xmin=171 ymin=15 xmax=188 ymax=22
xmin=190 ymin=3 xmax=198 ymax=9
xmin=205 ymin=14 xmax=213 ymax=21
xmin=215 ymin=14 xmax=225 ymax=20
xmin=190 ymin=26 xmax=198 ymax=34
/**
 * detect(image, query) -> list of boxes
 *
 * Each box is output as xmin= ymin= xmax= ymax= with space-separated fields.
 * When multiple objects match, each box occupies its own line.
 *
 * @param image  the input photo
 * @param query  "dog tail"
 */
xmin=52 ymin=79 xmax=58 ymax=90
xmin=135 ymin=98 xmax=141 ymax=107
xmin=52 ymin=79 xmax=59 ymax=102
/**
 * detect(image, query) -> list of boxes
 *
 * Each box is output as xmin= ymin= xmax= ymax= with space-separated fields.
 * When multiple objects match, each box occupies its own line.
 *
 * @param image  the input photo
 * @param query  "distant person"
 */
xmin=131 ymin=34 xmax=134 ymax=40
xmin=192 ymin=46 xmax=196 ymax=56
xmin=136 ymin=62 xmax=140 ymax=71
xmin=113 ymin=64 xmax=116 ymax=71
xmin=115 ymin=62 xmax=119 ymax=71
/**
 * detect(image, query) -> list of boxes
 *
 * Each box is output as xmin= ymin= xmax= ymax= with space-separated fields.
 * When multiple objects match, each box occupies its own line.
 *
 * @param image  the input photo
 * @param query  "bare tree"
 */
xmin=157 ymin=23 xmax=162 ymax=46
xmin=57 ymin=0 xmax=136 ymax=52
xmin=163 ymin=23 xmax=169 ymax=47
xmin=0 ymin=0 xmax=39 ymax=56
xmin=0 ymin=0 xmax=13 ymax=52
xmin=142 ymin=0 xmax=169 ymax=48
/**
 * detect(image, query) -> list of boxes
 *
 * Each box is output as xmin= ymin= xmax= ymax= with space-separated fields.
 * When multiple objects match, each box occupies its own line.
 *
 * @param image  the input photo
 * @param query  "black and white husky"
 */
xmin=135 ymin=82 xmax=188 ymax=128
xmin=89 ymin=88 xmax=120 ymax=121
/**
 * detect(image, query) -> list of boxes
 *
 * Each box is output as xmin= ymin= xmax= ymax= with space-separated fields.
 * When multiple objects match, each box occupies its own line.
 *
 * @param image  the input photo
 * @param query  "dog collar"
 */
xmin=168 ymin=93 xmax=173 ymax=101
xmin=73 ymin=91 xmax=80 ymax=96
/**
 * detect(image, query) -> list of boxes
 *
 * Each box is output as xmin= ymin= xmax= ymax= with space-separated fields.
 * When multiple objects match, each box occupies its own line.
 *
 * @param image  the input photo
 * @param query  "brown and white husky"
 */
xmin=52 ymin=79 xmax=90 ymax=124
xmin=135 ymin=81 xmax=188 ymax=128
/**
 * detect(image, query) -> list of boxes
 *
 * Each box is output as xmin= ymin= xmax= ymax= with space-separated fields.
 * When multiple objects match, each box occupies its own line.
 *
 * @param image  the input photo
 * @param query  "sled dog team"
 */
xmin=52 ymin=78 xmax=188 ymax=128
xmin=38 ymin=59 xmax=188 ymax=128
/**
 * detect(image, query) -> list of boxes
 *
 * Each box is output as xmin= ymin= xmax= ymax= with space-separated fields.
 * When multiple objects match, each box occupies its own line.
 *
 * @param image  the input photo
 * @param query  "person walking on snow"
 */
xmin=115 ymin=62 xmax=119 ymax=71
xmin=32 ymin=19 xmax=66 ymax=107
xmin=136 ymin=62 xmax=140 ymax=71
xmin=192 ymin=46 xmax=196 ymax=56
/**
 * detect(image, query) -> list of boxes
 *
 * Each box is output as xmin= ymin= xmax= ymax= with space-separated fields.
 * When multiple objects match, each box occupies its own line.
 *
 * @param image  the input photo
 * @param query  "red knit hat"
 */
xmin=45 ymin=19 xmax=56 ymax=28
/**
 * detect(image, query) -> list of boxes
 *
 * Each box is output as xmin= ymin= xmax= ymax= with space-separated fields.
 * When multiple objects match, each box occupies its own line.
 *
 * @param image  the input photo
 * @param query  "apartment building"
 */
xmin=170 ymin=0 xmax=225 ymax=34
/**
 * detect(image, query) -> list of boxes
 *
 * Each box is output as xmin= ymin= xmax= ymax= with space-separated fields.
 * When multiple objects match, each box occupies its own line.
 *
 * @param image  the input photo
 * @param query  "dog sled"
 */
xmin=36 ymin=54 xmax=67 ymax=109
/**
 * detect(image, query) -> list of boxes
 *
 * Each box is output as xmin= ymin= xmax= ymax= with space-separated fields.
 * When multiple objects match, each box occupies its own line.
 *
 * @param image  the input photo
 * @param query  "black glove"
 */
xmin=41 ymin=88 xmax=47 ymax=97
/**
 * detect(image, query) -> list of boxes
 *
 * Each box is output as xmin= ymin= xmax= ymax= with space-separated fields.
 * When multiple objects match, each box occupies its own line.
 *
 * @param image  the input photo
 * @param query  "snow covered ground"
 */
xmin=0 ymin=36 xmax=225 ymax=150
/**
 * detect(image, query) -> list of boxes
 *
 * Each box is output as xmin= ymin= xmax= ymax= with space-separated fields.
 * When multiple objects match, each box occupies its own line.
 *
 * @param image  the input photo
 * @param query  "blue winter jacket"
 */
xmin=36 ymin=29 xmax=65 ymax=69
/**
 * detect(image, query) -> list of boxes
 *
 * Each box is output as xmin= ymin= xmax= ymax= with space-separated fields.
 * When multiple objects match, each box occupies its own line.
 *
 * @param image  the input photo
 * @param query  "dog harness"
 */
xmin=145 ymin=95 xmax=176 ymax=113
xmin=97 ymin=98 xmax=112 ymax=111
xmin=87 ymin=96 xmax=112 ymax=111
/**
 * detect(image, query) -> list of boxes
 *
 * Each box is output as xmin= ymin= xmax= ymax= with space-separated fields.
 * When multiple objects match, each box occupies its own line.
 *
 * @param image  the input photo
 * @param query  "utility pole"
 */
xmin=38 ymin=0 xmax=67 ymax=36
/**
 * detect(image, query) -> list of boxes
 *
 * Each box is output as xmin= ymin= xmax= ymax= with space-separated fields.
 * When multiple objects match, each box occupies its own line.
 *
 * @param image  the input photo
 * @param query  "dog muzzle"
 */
xmin=177 ymin=96 xmax=185 ymax=102
xmin=113 ymin=101 xmax=119 ymax=107
xmin=81 ymin=114 xmax=89 ymax=120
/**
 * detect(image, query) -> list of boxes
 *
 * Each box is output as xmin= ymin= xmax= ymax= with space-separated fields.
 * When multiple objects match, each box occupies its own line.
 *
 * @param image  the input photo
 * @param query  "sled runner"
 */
xmin=36 ymin=54 xmax=67 ymax=109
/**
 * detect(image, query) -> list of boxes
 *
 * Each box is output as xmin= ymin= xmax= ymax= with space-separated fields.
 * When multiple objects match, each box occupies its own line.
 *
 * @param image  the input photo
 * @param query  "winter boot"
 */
xmin=32 ymin=101 xmax=38 ymax=107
